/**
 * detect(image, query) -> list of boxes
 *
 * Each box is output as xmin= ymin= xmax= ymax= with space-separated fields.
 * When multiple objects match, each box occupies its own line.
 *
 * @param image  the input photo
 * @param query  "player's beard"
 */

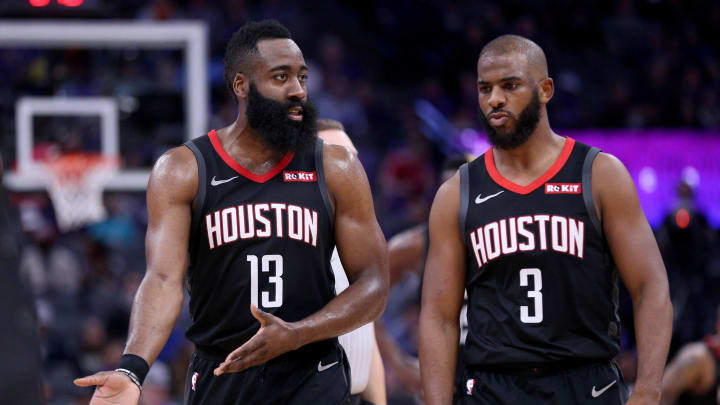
xmin=479 ymin=88 xmax=541 ymax=150
xmin=246 ymin=82 xmax=318 ymax=153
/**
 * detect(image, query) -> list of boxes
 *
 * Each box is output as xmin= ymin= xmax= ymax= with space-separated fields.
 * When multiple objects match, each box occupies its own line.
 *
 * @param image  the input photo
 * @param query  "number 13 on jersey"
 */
xmin=519 ymin=268 xmax=543 ymax=324
xmin=248 ymin=255 xmax=283 ymax=308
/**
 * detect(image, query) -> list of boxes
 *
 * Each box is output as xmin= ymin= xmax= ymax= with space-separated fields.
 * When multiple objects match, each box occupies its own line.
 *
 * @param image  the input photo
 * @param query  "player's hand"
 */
xmin=214 ymin=305 xmax=300 ymax=375
xmin=73 ymin=371 xmax=141 ymax=405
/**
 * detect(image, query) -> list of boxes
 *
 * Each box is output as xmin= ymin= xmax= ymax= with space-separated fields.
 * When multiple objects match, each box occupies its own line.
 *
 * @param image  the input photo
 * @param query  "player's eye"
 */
xmin=275 ymin=73 xmax=288 ymax=81
xmin=478 ymin=85 xmax=491 ymax=93
xmin=298 ymin=73 xmax=308 ymax=82
xmin=504 ymin=82 xmax=519 ymax=90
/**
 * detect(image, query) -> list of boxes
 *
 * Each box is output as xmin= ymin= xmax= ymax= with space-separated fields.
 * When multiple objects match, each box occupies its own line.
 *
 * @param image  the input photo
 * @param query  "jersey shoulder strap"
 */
xmin=314 ymin=138 xmax=334 ymax=226
xmin=580 ymin=144 xmax=602 ymax=235
xmin=183 ymin=136 xmax=209 ymax=236
xmin=458 ymin=161 xmax=470 ymax=242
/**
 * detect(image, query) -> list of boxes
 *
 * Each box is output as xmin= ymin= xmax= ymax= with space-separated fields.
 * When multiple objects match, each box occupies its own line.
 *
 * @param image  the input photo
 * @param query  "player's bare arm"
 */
xmin=375 ymin=320 xmax=422 ymax=392
xmin=374 ymin=224 xmax=425 ymax=391
xmin=387 ymin=224 xmax=426 ymax=285
xmin=594 ymin=152 xmax=673 ymax=404
xmin=660 ymin=342 xmax=715 ymax=404
xmin=74 ymin=146 xmax=196 ymax=404
xmin=215 ymin=143 xmax=388 ymax=374
xmin=297 ymin=142 xmax=388 ymax=339
xmin=419 ymin=172 xmax=466 ymax=404
xmin=363 ymin=339 xmax=388 ymax=405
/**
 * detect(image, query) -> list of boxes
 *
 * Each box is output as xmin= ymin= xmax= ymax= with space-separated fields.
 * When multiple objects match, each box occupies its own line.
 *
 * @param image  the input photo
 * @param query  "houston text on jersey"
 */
xmin=205 ymin=203 xmax=319 ymax=249
xmin=468 ymin=214 xmax=585 ymax=269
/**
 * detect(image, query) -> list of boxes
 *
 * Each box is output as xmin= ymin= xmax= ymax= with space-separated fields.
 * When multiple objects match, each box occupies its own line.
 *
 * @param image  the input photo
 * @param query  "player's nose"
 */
xmin=487 ymin=86 xmax=506 ymax=108
xmin=287 ymin=76 xmax=306 ymax=101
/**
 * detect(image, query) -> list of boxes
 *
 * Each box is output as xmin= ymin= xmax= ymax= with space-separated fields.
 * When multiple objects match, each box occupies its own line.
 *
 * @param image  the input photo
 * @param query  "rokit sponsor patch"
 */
xmin=544 ymin=183 xmax=581 ymax=194
xmin=283 ymin=171 xmax=316 ymax=182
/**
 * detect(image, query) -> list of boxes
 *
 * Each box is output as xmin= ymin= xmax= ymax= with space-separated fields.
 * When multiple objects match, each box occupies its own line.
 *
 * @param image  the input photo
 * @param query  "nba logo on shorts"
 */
xmin=466 ymin=378 xmax=475 ymax=395
xmin=191 ymin=371 xmax=199 ymax=391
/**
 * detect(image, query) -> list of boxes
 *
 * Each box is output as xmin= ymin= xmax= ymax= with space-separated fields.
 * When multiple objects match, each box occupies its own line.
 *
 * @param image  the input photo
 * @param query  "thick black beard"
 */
xmin=246 ymin=82 xmax=318 ymax=153
xmin=479 ymin=89 xmax=541 ymax=150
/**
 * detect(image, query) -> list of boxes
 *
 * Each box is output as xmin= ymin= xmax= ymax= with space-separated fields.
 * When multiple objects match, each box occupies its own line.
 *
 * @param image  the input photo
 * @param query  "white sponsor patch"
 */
xmin=544 ymin=183 xmax=581 ymax=194
xmin=283 ymin=171 xmax=316 ymax=182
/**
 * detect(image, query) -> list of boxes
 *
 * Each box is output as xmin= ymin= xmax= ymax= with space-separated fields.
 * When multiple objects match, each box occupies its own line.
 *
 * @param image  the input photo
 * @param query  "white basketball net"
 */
xmin=39 ymin=154 xmax=118 ymax=232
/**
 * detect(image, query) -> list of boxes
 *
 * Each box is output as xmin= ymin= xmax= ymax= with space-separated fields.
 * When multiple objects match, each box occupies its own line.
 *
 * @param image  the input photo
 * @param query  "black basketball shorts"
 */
xmin=457 ymin=361 xmax=629 ymax=405
xmin=184 ymin=341 xmax=350 ymax=405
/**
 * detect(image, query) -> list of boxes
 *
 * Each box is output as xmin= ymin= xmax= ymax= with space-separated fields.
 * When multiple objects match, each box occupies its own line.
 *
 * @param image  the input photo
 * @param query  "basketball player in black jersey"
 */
xmin=419 ymin=35 xmax=672 ymax=405
xmin=75 ymin=20 xmax=388 ymax=405
xmin=661 ymin=305 xmax=720 ymax=405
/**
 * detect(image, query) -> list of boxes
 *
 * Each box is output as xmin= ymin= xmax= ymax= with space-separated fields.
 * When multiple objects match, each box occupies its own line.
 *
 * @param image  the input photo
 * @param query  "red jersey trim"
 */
xmin=485 ymin=137 xmax=576 ymax=195
xmin=208 ymin=129 xmax=295 ymax=183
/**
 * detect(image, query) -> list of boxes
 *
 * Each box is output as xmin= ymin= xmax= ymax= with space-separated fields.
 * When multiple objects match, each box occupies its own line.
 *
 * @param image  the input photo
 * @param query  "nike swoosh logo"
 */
xmin=317 ymin=361 xmax=338 ymax=372
xmin=210 ymin=176 xmax=238 ymax=186
xmin=475 ymin=190 xmax=504 ymax=204
xmin=591 ymin=380 xmax=617 ymax=398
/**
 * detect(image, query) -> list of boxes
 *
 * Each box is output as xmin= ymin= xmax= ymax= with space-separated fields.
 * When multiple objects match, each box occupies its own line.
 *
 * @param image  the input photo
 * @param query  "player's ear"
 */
xmin=233 ymin=72 xmax=250 ymax=100
xmin=538 ymin=77 xmax=554 ymax=104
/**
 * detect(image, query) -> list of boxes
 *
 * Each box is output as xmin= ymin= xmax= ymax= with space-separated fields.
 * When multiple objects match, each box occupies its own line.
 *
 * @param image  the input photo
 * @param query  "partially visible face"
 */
xmin=476 ymin=53 xmax=542 ymax=149
xmin=245 ymin=39 xmax=318 ymax=152
xmin=317 ymin=129 xmax=357 ymax=154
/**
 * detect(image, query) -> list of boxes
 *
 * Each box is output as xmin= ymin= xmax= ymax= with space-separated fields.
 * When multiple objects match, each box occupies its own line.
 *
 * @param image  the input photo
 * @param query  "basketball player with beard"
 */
xmin=419 ymin=35 xmax=672 ymax=405
xmin=75 ymin=20 xmax=388 ymax=405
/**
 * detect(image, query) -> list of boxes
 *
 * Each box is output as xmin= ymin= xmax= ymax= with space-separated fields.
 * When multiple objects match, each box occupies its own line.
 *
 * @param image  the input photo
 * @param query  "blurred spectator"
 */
xmin=19 ymin=201 xmax=82 ymax=296
xmin=316 ymin=74 xmax=369 ymax=137
xmin=656 ymin=181 xmax=719 ymax=351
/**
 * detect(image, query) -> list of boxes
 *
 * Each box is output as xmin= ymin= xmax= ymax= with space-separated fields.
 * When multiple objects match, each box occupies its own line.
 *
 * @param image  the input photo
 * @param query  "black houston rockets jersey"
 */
xmin=183 ymin=130 xmax=335 ymax=355
xmin=459 ymin=137 xmax=621 ymax=368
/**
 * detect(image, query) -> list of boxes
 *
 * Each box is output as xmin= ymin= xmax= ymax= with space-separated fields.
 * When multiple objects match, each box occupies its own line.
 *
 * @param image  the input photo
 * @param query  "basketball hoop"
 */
xmin=38 ymin=153 xmax=119 ymax=232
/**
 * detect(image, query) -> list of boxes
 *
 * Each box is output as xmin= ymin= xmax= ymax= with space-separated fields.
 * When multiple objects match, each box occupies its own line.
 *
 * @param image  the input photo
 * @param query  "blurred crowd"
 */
xmin=1 ymin=0 xmax=719 ymax=403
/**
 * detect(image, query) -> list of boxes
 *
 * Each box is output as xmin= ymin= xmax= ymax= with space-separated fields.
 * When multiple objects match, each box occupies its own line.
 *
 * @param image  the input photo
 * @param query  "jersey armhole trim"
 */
xmin=183 ymin=140 xmax=206 ymax=235
xmin=458 ymin=162 xmax=470 ymax=244
xmin=315 ymin=138 xmax=334 ymax=228
xmin=582 ymin=147 xmax=602 ymax=236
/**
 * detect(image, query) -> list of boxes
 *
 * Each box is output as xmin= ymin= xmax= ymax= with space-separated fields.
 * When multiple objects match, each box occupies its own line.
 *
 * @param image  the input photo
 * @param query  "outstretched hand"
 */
xmin=73 ymin=371 xmax=141 ymax=405
xmin=214 ymin=305 xmax=301 ymax=375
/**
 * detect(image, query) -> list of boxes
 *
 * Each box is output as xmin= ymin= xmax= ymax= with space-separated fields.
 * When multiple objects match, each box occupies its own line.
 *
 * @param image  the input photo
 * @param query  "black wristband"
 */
xmin=117 ymin=354 xmax=150 ymax=385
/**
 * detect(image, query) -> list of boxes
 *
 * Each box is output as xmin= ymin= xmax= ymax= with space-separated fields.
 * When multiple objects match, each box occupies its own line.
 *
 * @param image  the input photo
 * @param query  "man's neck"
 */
xmin=215 ymin=117 xmax=287 ymax=175
xmin=490 ymin=123 xmax=566 ymax=187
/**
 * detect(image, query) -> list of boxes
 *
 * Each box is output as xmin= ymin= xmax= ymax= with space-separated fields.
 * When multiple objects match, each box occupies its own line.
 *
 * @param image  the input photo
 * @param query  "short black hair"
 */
xmin=223 ymin=19 xmax=292 ymax=92
xmin=479 ymin=34 xmax=548 ymax=79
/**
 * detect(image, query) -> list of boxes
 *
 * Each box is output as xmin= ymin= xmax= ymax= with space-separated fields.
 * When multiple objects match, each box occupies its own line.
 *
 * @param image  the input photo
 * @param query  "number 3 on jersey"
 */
xmin=248 ymin=255 xmax=283 ymax=308
xmin=519 ymin=268 xmax=543 ymax=323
